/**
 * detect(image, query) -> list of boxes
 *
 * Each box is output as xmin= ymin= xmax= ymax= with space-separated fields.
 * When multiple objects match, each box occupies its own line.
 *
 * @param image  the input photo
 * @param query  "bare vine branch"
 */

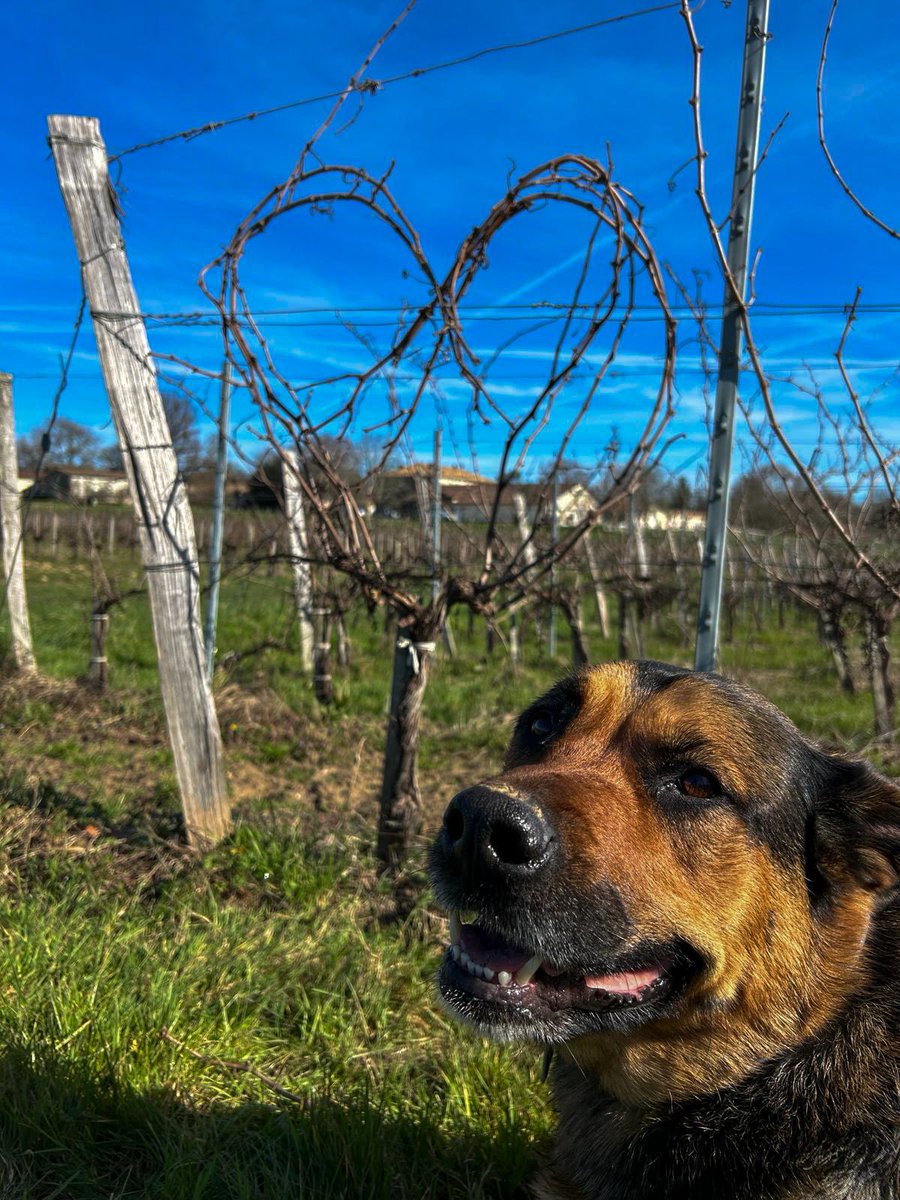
xmin=816 ymin=0 xmax=900 ymax=241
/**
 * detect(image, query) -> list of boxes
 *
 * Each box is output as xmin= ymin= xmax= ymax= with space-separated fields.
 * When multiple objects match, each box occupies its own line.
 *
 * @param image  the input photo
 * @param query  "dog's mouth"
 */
xmin=438 ymin=912 xmax=697 ymax=1041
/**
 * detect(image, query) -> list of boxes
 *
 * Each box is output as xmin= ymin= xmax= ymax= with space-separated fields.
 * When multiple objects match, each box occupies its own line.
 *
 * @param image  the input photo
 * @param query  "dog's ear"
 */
xmin=809 ymin=749 xmax=900 ymax=898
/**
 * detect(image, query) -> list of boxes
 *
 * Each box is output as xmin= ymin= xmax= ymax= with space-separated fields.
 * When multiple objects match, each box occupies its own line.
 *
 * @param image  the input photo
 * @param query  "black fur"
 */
xmin=433 ymin=663 xmax=900 ymax=1200
xmin=543 ymin=900 xmax=900 ymax=1199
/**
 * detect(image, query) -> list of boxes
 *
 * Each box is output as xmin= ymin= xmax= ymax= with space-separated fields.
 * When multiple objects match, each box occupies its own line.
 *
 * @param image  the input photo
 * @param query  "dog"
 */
xmin=429 ymin=661 xmax=900 ymax=1199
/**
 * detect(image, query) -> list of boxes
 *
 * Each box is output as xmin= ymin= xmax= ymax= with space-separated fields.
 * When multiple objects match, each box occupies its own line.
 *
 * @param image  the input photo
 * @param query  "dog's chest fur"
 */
xmin=536 ymin=932 xmax=900 ymax=1200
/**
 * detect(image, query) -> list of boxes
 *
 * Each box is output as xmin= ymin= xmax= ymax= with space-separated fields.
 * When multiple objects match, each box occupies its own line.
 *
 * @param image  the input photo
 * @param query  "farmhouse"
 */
xmin=374 ymin=464 xmax=494 ymax=518
xmin=375 ymin=464 xmax=596 ymax=527
xmin=23 ymin=466 xmax=130 ymax=503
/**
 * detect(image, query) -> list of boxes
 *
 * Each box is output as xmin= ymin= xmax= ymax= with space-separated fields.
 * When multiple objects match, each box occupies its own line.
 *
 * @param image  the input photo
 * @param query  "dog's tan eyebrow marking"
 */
xmin=562 ymin=662 xmax=636 ymax=748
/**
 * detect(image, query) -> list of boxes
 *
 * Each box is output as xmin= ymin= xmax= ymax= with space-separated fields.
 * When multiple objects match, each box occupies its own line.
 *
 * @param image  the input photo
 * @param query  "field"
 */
xmin=0 ymin=537 xmax=895 ymax=1199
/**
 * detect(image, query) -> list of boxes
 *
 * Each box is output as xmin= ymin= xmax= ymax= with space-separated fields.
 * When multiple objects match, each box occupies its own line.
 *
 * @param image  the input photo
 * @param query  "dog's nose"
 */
xmin=440 ymin=785 xmax=555 ymax=879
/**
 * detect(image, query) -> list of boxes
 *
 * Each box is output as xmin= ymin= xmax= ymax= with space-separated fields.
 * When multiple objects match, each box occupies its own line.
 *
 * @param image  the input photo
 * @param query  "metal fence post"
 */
xmin=695 ymin=0 xmax=771 ymax=673
xmin=204 ymin=359 xmax=231 ymax=681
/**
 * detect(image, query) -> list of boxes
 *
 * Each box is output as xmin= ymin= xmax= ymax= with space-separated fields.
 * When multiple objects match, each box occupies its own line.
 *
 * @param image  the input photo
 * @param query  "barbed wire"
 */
xmin=14 ymin=364 xmax=900 ymax=383
xmin=107 ymin=2 xmax=681 ymax=161
xmin=12 ymin=300 xmax=900 ymax=337
xmin=8 ymin=300 xmax=900 ymax=318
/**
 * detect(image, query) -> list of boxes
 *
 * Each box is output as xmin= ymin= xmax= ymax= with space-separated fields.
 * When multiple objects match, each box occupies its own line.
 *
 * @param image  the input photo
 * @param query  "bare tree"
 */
xmin=816 ymin=0 xmax=900 ymax=242
xmin=169 ymin=7 xmax=678 ymax=874
xmin=18 ymin=417 xmax=102 ymax=471
xmin=735 ymin=345 xmax=899 ymax=737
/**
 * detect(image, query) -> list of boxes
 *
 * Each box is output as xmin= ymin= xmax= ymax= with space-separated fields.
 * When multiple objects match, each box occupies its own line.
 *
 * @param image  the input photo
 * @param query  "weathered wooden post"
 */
xmin=548 ymin=474 xmax=559 ymax=657
xmin=48 ymin=114 xmax=230 ymax=849
xmin=312 ymin=607 xmax=334 ymax=706
xmin=281 ymin=449 xmax=315 ymax=673
xmin=377 ymin=632 xmax=435 ymax=873
xmin=512 ymin=489 xmax=539 ymax=669
xmin=335 ymin=612 xmax=351 ymax=668
xmin=0 ymin=373 xmax=36 ymax=672
xmin=582 ymin=530 xmax=610 ymax=639
xmin=509 ymin=616 xmax=521 ymax=670
xmin=89 ymin=610 xmax=109 ymax=692
xmin=862 ymin=609 xmax=895 ymax=740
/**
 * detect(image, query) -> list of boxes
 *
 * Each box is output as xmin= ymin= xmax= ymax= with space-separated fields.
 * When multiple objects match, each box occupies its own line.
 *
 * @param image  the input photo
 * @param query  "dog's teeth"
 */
xmin=514 ymin=953 xmax=544 ymax=986
xmin=460 ymin=951 xmax=471 ymax=969
xmin=482 ymin=966 xmax=495 ymax=982
xmin=497 ymin=970 xmax=512 ymax=987
xmin=449 ymin=912 xmax=461 ymax=945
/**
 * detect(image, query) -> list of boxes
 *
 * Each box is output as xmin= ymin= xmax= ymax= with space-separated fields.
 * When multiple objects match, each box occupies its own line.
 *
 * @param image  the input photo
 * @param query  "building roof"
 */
xmin=40 ymin=465 xmax=127 ymax=480
xmin=384 ymin=463 xmax=492 ymax=485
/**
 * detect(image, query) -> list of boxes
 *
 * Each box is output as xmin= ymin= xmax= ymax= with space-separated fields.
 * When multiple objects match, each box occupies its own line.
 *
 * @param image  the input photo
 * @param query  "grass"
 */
xmin=0 ymin=542 xmax=895 ymax=1196
xmin=0 ymin=804 xmax=550 ymax=1199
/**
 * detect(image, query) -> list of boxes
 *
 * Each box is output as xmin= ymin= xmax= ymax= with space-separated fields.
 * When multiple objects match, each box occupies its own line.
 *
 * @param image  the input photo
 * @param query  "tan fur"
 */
xmin=493 ymin=664 xmax=877 ymax=1106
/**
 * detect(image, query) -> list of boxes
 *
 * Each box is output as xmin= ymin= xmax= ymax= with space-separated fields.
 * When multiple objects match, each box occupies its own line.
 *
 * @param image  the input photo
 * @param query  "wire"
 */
xmin=12 ymin=300 xmax=900 ymax=336
xmin=107 ymin=2 xmax=681 ymax=160
xmin=8 ymin=300 xmax=900 ymax=317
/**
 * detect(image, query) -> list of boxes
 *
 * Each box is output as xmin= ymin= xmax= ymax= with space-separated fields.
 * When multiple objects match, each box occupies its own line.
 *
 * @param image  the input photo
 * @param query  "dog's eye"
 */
xmin=529 ymin=710 xmax=555 ymax=740
xmin=677 ymin=769 xmax=720 ymax=800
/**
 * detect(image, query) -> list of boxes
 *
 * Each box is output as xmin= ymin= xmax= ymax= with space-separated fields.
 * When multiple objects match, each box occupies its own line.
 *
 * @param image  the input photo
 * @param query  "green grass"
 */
xmin=0 ymin=812 xmax=551 ymax=1199
xmin=0 ymin=545 xmax=895 ymax=1196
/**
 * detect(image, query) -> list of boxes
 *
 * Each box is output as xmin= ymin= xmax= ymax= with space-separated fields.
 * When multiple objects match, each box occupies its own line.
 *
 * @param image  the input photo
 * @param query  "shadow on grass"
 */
xmin=0 ymin=771 xmax=186 ymax=845
xmin=0 ymin=1047 xmax=536 ymax=1200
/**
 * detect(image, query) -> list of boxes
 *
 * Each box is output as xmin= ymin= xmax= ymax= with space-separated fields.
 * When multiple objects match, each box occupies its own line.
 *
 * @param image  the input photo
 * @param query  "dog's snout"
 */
xmin=441 ymin=785 xmax=555 ymax=878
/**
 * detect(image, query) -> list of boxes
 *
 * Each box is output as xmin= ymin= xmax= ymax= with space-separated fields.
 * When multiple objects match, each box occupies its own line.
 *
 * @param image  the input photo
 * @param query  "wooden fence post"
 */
xmin=89 ymin=610 xmax=109 ymax=692
xmin=581 ymin=530 xmax=610 ymax=640
xmin=0 ymin=373 xmax=36 ymax=672
xmin=377 ymin=633 xmax=435 ymax=873
xmin=48 ymin=114 xmax=230 ymax=849
xmin=282 ymin=450 xmax=315 ymax=673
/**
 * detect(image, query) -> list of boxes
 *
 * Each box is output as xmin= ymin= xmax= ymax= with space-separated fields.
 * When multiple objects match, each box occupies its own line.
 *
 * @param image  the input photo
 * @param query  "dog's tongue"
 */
xmin=583 ymin=964 xmax=664 ymax=996
xmin=459 ymin=924 xmax=534 ymax=974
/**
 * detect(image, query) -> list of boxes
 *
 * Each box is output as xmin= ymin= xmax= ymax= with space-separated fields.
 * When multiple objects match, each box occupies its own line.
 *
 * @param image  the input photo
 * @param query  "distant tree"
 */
xmin=97 ymin=441 xmax=124 ymax=470
xmin=667 ymin=476 xmax=694 ymax=511
xmin=17 ymin=417 xmax=102 ymax=471
xmin=95 ymin=393 xmax=211 ymax=476
xmin=161 ymin=392 xmax=205 ymax=476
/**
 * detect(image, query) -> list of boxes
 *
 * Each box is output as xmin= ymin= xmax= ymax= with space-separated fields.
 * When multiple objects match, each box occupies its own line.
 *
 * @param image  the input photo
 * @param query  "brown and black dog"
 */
xmin=429 ymin=661 xmax=900 ymax=1199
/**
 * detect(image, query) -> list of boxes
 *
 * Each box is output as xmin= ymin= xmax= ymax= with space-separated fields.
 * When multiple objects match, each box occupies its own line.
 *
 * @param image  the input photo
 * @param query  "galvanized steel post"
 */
xmin=204 ymin=359 xmax=231 ymax=681
xmin=695 ymin=0 xmax=771 ymax=672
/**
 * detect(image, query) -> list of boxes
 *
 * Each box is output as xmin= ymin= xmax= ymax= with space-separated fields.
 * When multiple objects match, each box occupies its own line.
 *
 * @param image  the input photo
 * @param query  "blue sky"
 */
xmin=4 ymin=0 xmax=900 ymax=487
